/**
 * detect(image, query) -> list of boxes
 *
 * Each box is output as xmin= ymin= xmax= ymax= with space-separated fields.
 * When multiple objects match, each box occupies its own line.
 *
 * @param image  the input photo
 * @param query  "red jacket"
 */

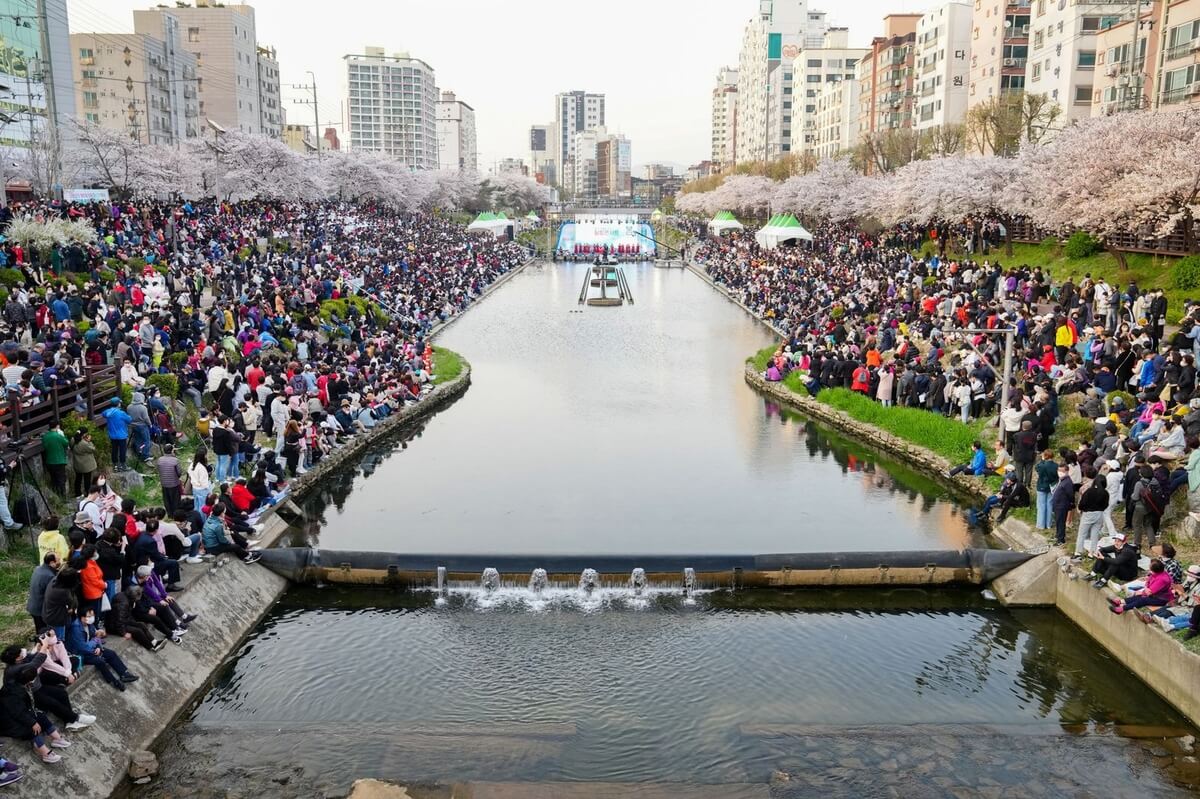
xmin=231 ymin=483 xmax=255 ymax=513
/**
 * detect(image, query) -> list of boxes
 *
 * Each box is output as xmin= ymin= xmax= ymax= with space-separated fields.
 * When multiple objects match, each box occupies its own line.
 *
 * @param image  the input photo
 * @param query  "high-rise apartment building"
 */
xmin=1093 ymin=0 xmax=1200 ymax=114
xmin=811 ymin=74 xmax=861 ymax=158
xmin=436 ymin=90 xmax=477 ymax=171
xmin=555 ymin=90 xmax=605 ymax=191
xmin=596 ymin=133 xmax=631 ymax=198
xmin=571 ymin=126 xmax=605 ymax=198
xmin=913 ymin=2 xmax=973 ymax=132
xmin=711 ymin=67 xmax=738 ymax=167
xmin=345 ymin=48 xmax=438 ymax=169
xmin=1027 ymin=1 xmax=1128 ymax=122
xmin=133 ymin=2 xmax=280 ymax=137
xmin=789 ymin=29 xmax=867 ymax=157
xmin=967 ymin=1 xmax=1031 ymax=110
xmin=70 ymin=31 xmax=200 ymax=145
xmin=735 ymin=0 xmax=829 ymax=163
xmin=855 ymin=14 xmax=921 ymax=139
xmin=528 ymin=123 xmax=556 ymax=184
xmin=0 ymin=0 xmax=78 ymax=148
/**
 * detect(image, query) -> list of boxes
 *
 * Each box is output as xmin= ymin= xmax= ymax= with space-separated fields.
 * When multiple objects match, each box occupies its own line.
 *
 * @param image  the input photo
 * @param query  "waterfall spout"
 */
xmin=579 ymin=568 xmax=600 ymax=593
xmin=529 ymin=568 xmax=548 ymax=595
xmin=481 ymin=568 xmax=501 ymax=592
xmin=436 ymin=566 xmax=447 ymax=597
xmin=683 ymin=568 xmax=696 ymax=599
xmin=630 ymin=568 xmax=647 ymax=595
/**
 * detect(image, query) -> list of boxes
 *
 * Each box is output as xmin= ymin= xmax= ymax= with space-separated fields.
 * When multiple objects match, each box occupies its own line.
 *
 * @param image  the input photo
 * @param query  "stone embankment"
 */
xmin=9 ymin=363 xmax=473 ymax=798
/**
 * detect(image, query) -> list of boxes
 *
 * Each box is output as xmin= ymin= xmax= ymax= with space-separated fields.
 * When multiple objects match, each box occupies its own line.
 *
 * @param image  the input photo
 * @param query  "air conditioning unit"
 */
xmin=1020 ymin=25 xmax=1030 ymax=36
xmin=1003 ymin=58 xmax=1016 ymax=67
xmin=1105 ymin=65 xmax=1119 ymax=77
xmin=893 ymin=79 xmax=902 ymax=87
xmin=1189 ymin=81 xmax=1200 ymax=96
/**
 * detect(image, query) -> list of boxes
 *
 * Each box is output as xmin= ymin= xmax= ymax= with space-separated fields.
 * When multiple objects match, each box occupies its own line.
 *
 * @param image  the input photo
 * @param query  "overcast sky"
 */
xmin=67 ymin=0 xmax=931 ymax=171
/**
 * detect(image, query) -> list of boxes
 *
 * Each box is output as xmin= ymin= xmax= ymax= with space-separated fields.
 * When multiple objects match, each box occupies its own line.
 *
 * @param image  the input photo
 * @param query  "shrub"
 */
xmin=922 ymin=275 xmax=937 ymax=287
xmin=146 ymin=373 xmax=179 ymax=399
xmin=154 ymin=263 xmax=169 ymax=275
xmin=0 ymin=268 xmax=25 ymax=288
xmin=97 ymin=268 xmax=116 ymax=283
xmin=119 ymin=383 xmax=134 ymax=407
xmin=830 ymin=306 xmax=846 ymax=320
xmin=1064 ymin=231 xmax=1102 ymax=259
xmin=61 ymin=413 xmax=111 ymax=470
xmin=168 ymin=351 xmax=189 ymax=368
xmin=76 ymin=320 xmax=91 ymax=334
xmin=1059 ymin=415 xmax=1095 ymax=443
xmin=1173 ymin=255 xmax=1200 ymax=291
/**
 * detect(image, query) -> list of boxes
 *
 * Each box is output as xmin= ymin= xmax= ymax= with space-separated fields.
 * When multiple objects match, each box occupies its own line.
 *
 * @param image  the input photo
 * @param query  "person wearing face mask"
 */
xmin=1 ymin=642 xmax=95 ymax=732
xmin=1050 ymin=464 xmax=1076 ymax=546
xmin=40 ymin=568 xmax=79 ymax=642
xmin=64 ymin=608 xmax=138 ymax=692
xmin=26 ymin=553 xmax=59 ymax=632
xmin=72 ymin=545 xmax=107 ymax=621
xmin=0 ymin=661 xmax=72 ymax=764
xmin=108 ymin=585 xmax=166 ymax=652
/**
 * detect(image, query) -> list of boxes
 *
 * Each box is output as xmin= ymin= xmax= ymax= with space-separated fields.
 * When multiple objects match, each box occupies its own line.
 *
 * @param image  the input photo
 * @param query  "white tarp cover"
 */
xmin=754 ymin=214 xmax=813 ymax=249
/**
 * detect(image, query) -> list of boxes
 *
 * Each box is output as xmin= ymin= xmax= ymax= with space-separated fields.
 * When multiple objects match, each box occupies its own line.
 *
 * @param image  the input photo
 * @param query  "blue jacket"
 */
xmin=50 ymin=298 xmax=71 ymax=322
xmin=970 ymin=449 xmax=987 ymax=476
xmin=102 ymin=406 xmax=132 ymax=439
xmin=65 ymin=617 xmax=103 ymax=656
xmin=202 ymin=514 xmax=230 ymax=549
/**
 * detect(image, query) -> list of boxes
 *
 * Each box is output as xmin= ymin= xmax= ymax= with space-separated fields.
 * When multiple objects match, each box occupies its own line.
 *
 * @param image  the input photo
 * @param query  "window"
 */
xmin=1078 ymin=50 xmax=1096 ymax=68
xmin=1073 ymin=85 xmax=1092 ymax=104
xmin=1031 ymin=62 xmax=1041 ymax=79
xmin=78 ymin=48 xmax=93 ymax=60
xmin=187 ymin=27 xmax=200 ymax=42
xmin=807 ymin=59 xmax=821 ymax=68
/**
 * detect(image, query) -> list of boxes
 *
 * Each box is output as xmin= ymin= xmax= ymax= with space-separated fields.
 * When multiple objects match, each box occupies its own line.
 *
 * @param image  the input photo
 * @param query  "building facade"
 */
xmin=133 ymin=2 xmax=279 ymax=137
xmin=571 ymin=126 xmax=604 ymax=198
xmin=282 ymin=122 xmax=314 ymax=153
xmin=967 ymin=1 xmax=1032 ymax=110
xmin=345 ymin=48 xmax=438 ymax=169
xmin=913 ymin=2 xmax=973 ymax=132
xmin=1026 ymin=1 xmax=1127 ymax=123
xmin=70 ymin=31 xmax=199 ymax=145
xmin=1093 ymin=0 xmax=1200 ymax=113
xmin=555 ymin=90 xmax=605 ymax=191
xmin=528 ymin=123 xmax=555 ymax=184
xmin=788 ymin=29 xmax=867 ymax=157
xmin=0 ymin=0 xmax=78 ymax=149
xmin=436 ymin=90 xmax=477 ymax=171
xmin=811 ymin=77 xmax=860 ymax=158
xmin=596 ymin=133 xmax=631 ymax=198
xmin=855 ymin=14 xmax=921 ymax=139
xmin=711 ymin=66 xmax=738 ymax=167
xmin=735 ymin=0 xmax=829 ymax=163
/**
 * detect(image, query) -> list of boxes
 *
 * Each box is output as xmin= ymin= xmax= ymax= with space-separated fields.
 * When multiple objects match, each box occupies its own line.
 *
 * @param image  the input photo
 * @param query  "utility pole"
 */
xmin=34 ymin=0 xmax=60 ymax=199
xmin=1125 ymin=0 xmax=1143 ymax=111
xmin=291 ymin=73 xmax=321 ymax=159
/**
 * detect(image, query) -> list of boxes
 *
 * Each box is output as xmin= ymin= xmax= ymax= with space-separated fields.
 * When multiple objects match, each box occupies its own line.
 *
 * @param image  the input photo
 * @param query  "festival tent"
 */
xmin=467 ymin=212 xmax=511 ymax=238
xmin=708 ymin=210 xmax=744 ymax=236
xmin=754 ymin=214 xmax=813 ymax=250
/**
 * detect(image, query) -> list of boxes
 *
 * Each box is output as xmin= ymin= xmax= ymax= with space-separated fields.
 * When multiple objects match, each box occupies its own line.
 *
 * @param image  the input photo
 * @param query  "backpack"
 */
xmin=1140 ymin=480 xmax=1169 ymax=519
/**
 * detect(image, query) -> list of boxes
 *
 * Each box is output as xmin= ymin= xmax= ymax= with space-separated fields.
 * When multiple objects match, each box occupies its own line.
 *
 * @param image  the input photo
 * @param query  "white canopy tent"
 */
xmin=708 ymin=210 xmax=744 ymax=236
xmin=467 ymin=212 xmax=512 ymax=239
xmin=754 ymin=214 xmax=813 ymax=250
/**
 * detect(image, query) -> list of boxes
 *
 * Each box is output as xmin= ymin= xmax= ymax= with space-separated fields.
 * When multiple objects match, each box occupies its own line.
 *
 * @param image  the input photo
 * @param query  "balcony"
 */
xmin=78 ymin=56 xmax=94 ymax=66
xmin=79 ymin=78 xmax=97 ymax=89
xmin=1002 ymin=57 xmax=1028 ymax=70
xmin=1165 ymin=40 xmax=1200 ymax=62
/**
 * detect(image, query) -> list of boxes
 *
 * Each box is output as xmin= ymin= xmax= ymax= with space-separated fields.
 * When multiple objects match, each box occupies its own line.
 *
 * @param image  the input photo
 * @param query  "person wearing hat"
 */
xmin=1088 ymin=532 xmax=1140 ymax=588
xmin=1109 ymin=558 xmax=1173 ymax=615
xmin=0 ymin=659 xmax=72 ymax=764
xmin=101 ymin=396 xmax=132 ymax=471
xmin=1102 ymin=459 xmax=1125 ymax=537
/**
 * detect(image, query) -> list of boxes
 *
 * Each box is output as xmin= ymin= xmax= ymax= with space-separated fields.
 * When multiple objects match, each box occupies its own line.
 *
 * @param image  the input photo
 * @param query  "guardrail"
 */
xmin=2 ymin=364 xmax=121 ymax=459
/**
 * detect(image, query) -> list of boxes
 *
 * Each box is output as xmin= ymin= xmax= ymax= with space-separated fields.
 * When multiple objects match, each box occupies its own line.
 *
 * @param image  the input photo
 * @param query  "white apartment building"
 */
xmin=735 ymin=0 xmax=829 ymax=163
xmin=70 ymin=31 xmax=200 ymax=145
xmin=555 ymin=90 xmax=605 ymax=191
xmin=811 ymin=77 xmax=860 ymax=158
xmin=913 ymin=1 xmax=973 ymax=131
xmin=788 ymin=28 xmax=867 ymax=157
xmin=133 ymin=2 xmax=280 ymax=137
xmin=345 ymin=48 xmax=438 ymax=169
xmin=1027 ymin=1 xmax=1127 ymax=122
xmin=529 ymin=123 xmax=556 ymax=185
xmin=436 ymin=90 xmax=477 ymax=171
xmin=711 ymin=67 xmax=738 ymax=167
xmin=967 ymin=1 xmax=1031 ymax=112
xmin=571 ymin=126 xmax=605 ymax=198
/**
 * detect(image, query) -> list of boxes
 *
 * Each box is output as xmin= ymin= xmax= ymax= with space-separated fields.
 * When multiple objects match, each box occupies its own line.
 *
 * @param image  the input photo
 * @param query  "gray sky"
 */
xmin=67 ymin=0 xmax=929 ymax=171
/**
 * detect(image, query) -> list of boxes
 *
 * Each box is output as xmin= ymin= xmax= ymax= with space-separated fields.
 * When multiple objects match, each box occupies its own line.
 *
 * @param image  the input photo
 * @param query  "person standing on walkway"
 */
xmin=102 ymin=397 xmax=132 ymax=471
xmin=1034 ymin=450 xmax=1059 ymax=530
xmin=1074 ymin=468 xmax=1108 ymax=558
xmin=69 ymin=431 xmax=97 ymax=499
xmin=188 ymin=450 xmax=212 ymax=513
xmin=40 ymin=423 xmax=68 ymax=496
xmin=156 ymin=444 xmax=182 ymax=516
xmin=1051 ymin=464 xmax=1075 ymax=545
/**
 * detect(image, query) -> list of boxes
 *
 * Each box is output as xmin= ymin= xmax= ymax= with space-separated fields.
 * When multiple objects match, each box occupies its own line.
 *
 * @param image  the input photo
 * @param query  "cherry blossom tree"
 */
xmin=772 ymin=158 xmax=868 ymax=221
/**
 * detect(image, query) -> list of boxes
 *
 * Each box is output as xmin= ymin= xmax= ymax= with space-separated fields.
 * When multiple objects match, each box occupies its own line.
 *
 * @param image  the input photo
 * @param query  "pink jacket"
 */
xmin=1141 ymin=571 xmax=1173 ymax=601
xmin=37 ymin=640 xmax=73 ymax=680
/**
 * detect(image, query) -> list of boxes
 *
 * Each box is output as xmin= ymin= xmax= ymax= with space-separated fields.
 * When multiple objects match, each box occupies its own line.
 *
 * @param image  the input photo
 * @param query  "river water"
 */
xmin=141 ymin=263 xmax=1200 ymax=797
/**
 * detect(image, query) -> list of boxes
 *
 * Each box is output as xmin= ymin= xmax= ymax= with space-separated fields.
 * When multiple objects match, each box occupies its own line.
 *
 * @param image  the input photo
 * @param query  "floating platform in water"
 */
xmin=257 ymin=548 xmax=1033 ymax=590
xmin=578 ymin=262 xmax=635 ymax=307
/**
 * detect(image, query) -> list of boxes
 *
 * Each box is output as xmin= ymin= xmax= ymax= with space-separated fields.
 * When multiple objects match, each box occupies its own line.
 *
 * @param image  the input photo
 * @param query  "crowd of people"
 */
xmin=696 ymin=219 xmax=1200 ymax=642
xmin=0 ymin=198 xmax=529 ymax=781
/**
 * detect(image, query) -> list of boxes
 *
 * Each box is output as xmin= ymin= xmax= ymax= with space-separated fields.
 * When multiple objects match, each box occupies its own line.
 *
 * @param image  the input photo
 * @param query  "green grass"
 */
xmin=432 ymin=347 xmax=465 ymax=385
xmin=816 ymin=387 xmax=988 ymax=465
xmin=0 ymin=540 xmax=39 ymax=647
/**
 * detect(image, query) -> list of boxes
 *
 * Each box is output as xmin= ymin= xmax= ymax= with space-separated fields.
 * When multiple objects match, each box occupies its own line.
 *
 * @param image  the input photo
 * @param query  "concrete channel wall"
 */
xmin=12 ymin=364 xmax=474 ymax=799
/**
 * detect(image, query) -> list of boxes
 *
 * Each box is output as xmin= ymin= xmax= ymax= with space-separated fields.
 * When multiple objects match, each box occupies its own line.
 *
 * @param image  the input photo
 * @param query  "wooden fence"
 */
xmin=1007 ymin=217 xmax=1198 ymax=256
xmin=2 ymin=364 xmax=121 ymax=461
